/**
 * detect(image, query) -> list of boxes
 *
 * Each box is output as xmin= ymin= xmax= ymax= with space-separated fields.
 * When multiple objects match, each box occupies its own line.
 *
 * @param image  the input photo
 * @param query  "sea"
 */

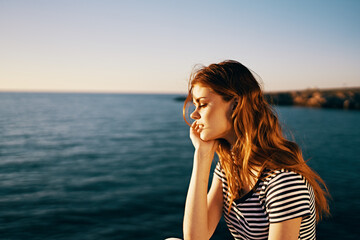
xmin=0 ymin=92 xmax=359 ymax=240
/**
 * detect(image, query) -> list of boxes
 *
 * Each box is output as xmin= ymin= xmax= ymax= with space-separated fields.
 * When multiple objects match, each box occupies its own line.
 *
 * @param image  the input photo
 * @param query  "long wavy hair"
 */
xmin=182 ymin=60 xmax=330 ymax=221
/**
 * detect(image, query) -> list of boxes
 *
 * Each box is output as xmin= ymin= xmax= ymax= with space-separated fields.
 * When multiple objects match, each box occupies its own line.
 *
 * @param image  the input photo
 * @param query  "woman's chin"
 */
xmin=200 ymin=133 xmax=213 ymax=142
xmin=199 ymin=133 xmax=207 ymax=141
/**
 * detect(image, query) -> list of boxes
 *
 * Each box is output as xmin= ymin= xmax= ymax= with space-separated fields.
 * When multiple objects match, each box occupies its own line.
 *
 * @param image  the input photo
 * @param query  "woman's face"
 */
xmin=190 ymin=84 xmax=236 ymax=144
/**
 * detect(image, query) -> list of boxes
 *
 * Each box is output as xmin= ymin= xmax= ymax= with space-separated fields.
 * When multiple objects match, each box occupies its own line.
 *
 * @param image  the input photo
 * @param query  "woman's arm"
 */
xmin=183 ymin=150 xmax=223 ymax=240
xmin=268 ymin=217 xmax=302 ymax=240
xmin=183 ymin=121 xmax=223 ymax=240
xmin=183 ymin=150 xmax=212 ymax=240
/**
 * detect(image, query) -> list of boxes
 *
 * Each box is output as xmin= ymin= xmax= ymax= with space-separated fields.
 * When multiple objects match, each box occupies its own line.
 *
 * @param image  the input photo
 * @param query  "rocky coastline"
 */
xmin=265 ymin=87 xmax=360 ymax=110
xmin=175 ymin=87 xmax=360 ymax=110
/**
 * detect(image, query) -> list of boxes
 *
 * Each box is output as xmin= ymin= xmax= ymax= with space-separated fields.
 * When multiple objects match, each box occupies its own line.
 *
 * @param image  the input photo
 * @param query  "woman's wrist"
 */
xmin=193 ymin=149 xmax=215 ymax=167
xmin=195 ymin=147 xmax=215 ymax=156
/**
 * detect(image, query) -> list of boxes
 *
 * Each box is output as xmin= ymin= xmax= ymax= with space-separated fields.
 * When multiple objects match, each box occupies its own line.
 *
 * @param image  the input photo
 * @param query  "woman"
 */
xmin=180 ymin=60 xmax=329 ymax=240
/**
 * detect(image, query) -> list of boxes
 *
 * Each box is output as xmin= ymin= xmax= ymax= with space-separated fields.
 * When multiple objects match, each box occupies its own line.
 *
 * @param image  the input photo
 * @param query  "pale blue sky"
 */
xmin=1 ymin=0 xmax=359 ymax=93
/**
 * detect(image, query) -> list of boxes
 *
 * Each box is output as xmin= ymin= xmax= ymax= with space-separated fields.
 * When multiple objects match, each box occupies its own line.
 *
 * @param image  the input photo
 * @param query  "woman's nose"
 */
xmin=190 ymin=109 xmax=200 ymax=120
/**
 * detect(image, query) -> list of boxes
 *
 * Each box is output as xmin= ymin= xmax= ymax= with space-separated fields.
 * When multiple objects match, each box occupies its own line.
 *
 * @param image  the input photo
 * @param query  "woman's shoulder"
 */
xmin=258 ymin=168 xmax=315 ymax=224
xmin=260 ymin=168 xmax=309 ymax=190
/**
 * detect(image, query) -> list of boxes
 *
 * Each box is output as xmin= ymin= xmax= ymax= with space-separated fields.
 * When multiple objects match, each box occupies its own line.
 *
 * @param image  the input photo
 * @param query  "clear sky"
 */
xmin=1 ymin=0 xmax=359 ymax=94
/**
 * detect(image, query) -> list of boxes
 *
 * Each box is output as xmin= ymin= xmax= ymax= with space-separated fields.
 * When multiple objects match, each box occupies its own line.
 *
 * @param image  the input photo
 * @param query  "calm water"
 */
xmin=0 ymin=92 xmax=359 ymax=240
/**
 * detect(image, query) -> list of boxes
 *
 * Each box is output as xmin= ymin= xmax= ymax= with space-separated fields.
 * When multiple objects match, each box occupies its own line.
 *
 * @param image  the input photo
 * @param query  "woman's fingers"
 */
xmin=191 ymin=121 xmax=199 ymax=133
xmin=192 ymin=121 xmax=203 ymax=134
xmin=191 ymin=121 xmax=196 ymax=131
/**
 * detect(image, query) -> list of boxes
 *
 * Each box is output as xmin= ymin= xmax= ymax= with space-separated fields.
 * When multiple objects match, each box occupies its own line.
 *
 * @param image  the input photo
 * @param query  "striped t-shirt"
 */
xmin=214 ymin=162 xmax=316 ymax=240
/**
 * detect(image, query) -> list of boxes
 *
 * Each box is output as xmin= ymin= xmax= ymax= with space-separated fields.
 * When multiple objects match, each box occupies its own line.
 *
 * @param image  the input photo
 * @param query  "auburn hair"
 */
xmin=182 ymin=60 xmax=330 ymax=221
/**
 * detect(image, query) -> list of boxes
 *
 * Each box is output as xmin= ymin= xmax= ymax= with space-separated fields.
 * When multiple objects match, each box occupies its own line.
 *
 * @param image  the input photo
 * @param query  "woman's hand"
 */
xmin=190 ymin=121 xmax=219 ymax=157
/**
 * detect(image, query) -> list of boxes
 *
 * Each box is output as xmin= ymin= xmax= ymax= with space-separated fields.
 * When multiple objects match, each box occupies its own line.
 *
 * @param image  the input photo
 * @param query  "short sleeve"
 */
xmin=265 ymin=171 xmax=311 ymax=223
xmin=214 ymin=161 xmax=224 ymax=180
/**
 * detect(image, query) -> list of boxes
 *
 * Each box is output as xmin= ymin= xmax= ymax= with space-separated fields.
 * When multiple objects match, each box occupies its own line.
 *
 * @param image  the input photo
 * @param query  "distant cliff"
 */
xmin=265 ymin=87 xmax=360 ymax=110
xmin=175 ymin=87 xmax=360 ymax=110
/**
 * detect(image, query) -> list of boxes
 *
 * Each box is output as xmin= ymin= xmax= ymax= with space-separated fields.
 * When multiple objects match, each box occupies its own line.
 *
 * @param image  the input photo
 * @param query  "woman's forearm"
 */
xmin=183 ymin=150 xmax=214 ymax=240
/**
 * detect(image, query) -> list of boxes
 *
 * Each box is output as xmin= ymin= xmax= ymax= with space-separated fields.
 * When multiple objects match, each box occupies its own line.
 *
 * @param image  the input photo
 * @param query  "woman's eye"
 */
xmin=199 ymin=104 xmax=207 ymax=108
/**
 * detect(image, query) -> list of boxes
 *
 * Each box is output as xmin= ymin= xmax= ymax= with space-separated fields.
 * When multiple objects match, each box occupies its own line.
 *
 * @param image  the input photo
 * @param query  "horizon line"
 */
xmin=0 ymin=89 xmax=186 ymax=95
xmin=1 ymin=86 xmax=360 ymax=95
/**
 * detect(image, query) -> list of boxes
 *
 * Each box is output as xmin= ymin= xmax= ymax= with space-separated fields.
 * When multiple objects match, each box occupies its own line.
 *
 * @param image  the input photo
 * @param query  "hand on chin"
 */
xmin=190 ymin=122 xmax=218 ymax=153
